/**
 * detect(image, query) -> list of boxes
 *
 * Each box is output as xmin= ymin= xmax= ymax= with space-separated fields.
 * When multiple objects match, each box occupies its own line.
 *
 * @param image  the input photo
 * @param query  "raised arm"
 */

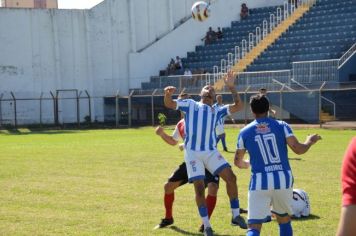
xmin=164 ymin=86 xmax=177 ymax=110
xmin=225 ymin=70 xmax=243 ymax=114
xmin=286 ymin=134 xmax=322 ymax=155
xmin=155 ymin=126 xmax=178 ymax=146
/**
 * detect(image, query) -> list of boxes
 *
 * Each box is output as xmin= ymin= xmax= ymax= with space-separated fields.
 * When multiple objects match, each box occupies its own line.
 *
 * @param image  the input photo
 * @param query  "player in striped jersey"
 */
xmin=235 ymin=94 xmax=321 ymax=236
xmin=164 ymin=71 xmax=247 ymax=236
xmin=213 ymin=94 xmax=235 ymax=152
xmin=154 ymin=93 xmax=222 ymax=232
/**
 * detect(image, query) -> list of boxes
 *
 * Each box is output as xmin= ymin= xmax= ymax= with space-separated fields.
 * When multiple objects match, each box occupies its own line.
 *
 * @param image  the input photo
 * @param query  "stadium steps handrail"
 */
xmin=213 ymin=0 xmax=316 ymax=91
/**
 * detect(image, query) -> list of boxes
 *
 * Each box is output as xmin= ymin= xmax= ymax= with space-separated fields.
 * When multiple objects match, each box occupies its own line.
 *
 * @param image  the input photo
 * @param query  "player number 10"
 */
xmin=254 ymin=134 xmax=281 ymax=165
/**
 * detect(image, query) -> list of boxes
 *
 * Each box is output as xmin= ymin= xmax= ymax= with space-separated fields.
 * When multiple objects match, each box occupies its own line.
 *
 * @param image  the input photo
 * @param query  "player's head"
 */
xmin=250 ymin=94 xmax=269 ymax=117
xmin=216 ymin=94 xmax=223 ymax=104
xmin=259 ymin=88 xmax=267 ymax=95
xmin=200 ymin=85 xmax=215 ymax=105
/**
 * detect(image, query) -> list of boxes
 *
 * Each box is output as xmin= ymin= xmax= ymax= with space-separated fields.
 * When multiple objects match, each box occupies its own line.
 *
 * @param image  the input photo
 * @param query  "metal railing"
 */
xmin=214 ymin=0 xmax=316 ymax=79
xmin=338 ymin=42 xmax=356 ymax=68
xmin=292 ymin=59 xmax=339 ymax=83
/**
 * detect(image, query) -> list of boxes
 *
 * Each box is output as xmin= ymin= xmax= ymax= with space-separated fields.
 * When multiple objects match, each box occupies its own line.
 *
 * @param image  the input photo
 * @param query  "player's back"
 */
xmin=238 ymin=117 xmax=294 ymax=190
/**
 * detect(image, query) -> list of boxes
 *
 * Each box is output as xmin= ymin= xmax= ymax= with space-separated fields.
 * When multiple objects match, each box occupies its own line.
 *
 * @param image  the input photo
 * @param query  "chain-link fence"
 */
xmin=1 ymin=81 xmax=356 ymax=129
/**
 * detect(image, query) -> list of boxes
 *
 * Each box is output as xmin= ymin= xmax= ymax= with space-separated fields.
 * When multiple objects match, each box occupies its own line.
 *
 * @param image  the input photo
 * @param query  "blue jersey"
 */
xmin=237 ymin=118 xmax=294 ymax=191
xmin=176 ymin=99 xmax=229 ymax=151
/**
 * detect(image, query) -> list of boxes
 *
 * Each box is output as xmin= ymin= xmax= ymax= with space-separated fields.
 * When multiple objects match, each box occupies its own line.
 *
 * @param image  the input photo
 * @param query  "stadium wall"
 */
xmin=0 ymin=0 xmax=283 ymax=125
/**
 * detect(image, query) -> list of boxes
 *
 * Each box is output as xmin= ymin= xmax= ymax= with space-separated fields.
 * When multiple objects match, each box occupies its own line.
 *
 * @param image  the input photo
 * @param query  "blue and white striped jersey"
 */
xmin=176 ymin=99 xmax=230 ymax=151
xmin=237 ymin=118 xmax=294 ymax=191
xmin=213 ymin=103 xmax=226 ymax=126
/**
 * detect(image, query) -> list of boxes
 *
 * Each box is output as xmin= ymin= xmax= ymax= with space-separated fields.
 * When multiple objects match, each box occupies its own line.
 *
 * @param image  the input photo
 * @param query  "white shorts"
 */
xmin=248 ymin=188 xmax=293 ymax=224
xmin=216 ymin=124 xmax=225 ymax=136
xmin=184 ymin=149 xmax=230 ymax=182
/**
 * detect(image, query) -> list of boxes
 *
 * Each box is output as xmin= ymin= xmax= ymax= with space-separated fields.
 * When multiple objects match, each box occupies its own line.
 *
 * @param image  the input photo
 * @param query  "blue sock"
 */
xmin=230 ymin=199 xmax=240 ymax=209
xmin=247 ymin=229 xmax=260 ymax=236
xmin=279 ymin=221 xmax=293 ymax=236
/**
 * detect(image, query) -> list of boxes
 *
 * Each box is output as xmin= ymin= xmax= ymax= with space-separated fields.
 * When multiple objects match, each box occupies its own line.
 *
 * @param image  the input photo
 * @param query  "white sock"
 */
xmin=232 ymin=208 xmax=240 ymax=218
xmin=201 ymin=216 xmax=211 ymax=228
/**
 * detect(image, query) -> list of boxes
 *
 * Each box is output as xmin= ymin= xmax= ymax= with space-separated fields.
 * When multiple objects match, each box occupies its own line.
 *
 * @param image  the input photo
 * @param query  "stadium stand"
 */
xmin=182 ymin=5 xmax=283 ymax=73
xmin=246 ymin=0 xmax=356 ymax=71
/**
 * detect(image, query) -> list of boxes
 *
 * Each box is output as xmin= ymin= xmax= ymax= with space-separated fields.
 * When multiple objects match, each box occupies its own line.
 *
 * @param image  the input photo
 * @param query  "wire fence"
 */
xmin=1 ymin=81 xmax=356 ymax=129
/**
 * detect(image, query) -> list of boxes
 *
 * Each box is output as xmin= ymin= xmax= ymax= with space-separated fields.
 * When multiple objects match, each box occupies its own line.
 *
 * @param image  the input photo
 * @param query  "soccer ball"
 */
xmin=191 ymin=1 xmax=210 ymax=22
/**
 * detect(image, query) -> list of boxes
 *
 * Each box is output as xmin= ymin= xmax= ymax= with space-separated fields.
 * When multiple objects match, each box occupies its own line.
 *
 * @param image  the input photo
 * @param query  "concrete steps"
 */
xmin=214 ymin=2 xmax=315 ymax=90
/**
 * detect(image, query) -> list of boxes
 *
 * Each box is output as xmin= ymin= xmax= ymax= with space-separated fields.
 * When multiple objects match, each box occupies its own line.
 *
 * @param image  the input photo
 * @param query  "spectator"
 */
xmin=166 ymin=58 xmax=176 ymax=75
xmin=240 ymin=3 xmax=249 ymax=20
xmin=203 ymin=27 xmax=217 ymax=45
xmin=175 ymin=56 xmax=183 ymax=70
xmin=216 ymin=27 xmax=223 ymax=39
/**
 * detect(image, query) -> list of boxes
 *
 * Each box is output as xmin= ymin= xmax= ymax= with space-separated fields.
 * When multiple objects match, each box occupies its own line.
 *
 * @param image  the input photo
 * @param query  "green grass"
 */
xmin=0 ymin=127 xmax=353 ymax=236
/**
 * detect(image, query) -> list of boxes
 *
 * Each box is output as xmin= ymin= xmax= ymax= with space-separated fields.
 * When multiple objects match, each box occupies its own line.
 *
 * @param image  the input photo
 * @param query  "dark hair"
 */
xmin=250 ymin=94 xmax=269 ymax=114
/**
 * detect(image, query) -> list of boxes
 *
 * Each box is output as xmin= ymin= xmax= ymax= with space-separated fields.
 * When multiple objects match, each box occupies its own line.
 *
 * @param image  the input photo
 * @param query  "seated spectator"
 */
xmin=166 ymin=58 xmax=176 ymax=75
xmin=240 ymin=3 xmax=249 ymax=20
xmin=202 ymin=27 xmax=217 ymax=45
xmin=216 ymin=27 xmax=223 ymax=39
xmin=175 ymin=56 xmax=182 ymax=70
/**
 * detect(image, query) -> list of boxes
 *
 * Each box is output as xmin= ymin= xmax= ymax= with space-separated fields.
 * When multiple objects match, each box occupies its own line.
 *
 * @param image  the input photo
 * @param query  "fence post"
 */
xmin=10 ymin=92 xmax=17 ymax=128
xmin=40 ymin=92 xmax=43 ymax=128
xmin=280 ymin=85 xmax=285 ymax=120
xmin=76 ymin=90 xmax=80 ymax=128
xmin=115 ymin=90 xmax=120 ymax=128
xmin=0 ymin=93 xmax=3 ymax=129
xmin=151 ymin=89 xmax=157 ymax=126
xmin=244 ymin=86 xmax=250 ymax=125
xmin=85 ymin=90 xmax=92 ymax=124
xmin=50 ymin=91 xmax=57 ymax=126
xmin=128 ymin=90 xmax=134 ymax=128
xmin=319 ymin=82 xmax=326 ymax=127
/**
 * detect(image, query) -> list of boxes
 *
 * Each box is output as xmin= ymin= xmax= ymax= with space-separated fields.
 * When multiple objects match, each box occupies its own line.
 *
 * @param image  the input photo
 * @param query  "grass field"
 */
xmin=0 ymin=127 xmax=354 ymax=236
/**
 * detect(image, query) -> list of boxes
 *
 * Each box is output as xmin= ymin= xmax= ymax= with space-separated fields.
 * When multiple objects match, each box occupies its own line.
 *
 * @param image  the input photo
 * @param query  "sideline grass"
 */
xmin=0 ymin=127 xmax=353 ymax=235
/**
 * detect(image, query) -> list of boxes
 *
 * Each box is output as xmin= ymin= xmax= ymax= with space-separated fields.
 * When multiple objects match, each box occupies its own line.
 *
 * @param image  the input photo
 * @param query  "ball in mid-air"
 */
xmin=191 ymin=1 xmax=210 ymax=22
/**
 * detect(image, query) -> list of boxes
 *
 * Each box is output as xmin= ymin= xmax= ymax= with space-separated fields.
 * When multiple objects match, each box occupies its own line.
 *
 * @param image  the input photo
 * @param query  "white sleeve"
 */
xmin=172 ymin=126 xmax=181 ymax=141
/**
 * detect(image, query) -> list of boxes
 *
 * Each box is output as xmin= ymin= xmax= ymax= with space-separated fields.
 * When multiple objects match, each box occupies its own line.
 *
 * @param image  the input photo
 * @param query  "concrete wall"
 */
xmin=0 ymin=0 xmax=283 ymax=125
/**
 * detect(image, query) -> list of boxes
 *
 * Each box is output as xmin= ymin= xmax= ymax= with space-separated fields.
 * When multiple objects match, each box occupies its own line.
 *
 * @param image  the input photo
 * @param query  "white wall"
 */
xmin=0 ymin=0 xmax=284 ymax=125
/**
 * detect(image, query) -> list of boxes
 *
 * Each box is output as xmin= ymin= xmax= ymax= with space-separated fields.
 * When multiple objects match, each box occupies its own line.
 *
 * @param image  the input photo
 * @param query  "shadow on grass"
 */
xmin=169 ymin=226 xmax=240 ymax=236
xmin=289 ymin=157 xmax=303 ymax=161
xmin=292 ymin=214 xmax=320 ymax=221
xmin=0 ymin=129 xmax=81 ymax=135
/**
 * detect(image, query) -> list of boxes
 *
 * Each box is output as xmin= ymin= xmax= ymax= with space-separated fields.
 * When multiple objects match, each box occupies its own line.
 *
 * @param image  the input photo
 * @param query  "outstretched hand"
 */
xmin=224 ymin=70 xmax=236 ymax=88
xmin=307 ymin=134 xmax=322 ymax=145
